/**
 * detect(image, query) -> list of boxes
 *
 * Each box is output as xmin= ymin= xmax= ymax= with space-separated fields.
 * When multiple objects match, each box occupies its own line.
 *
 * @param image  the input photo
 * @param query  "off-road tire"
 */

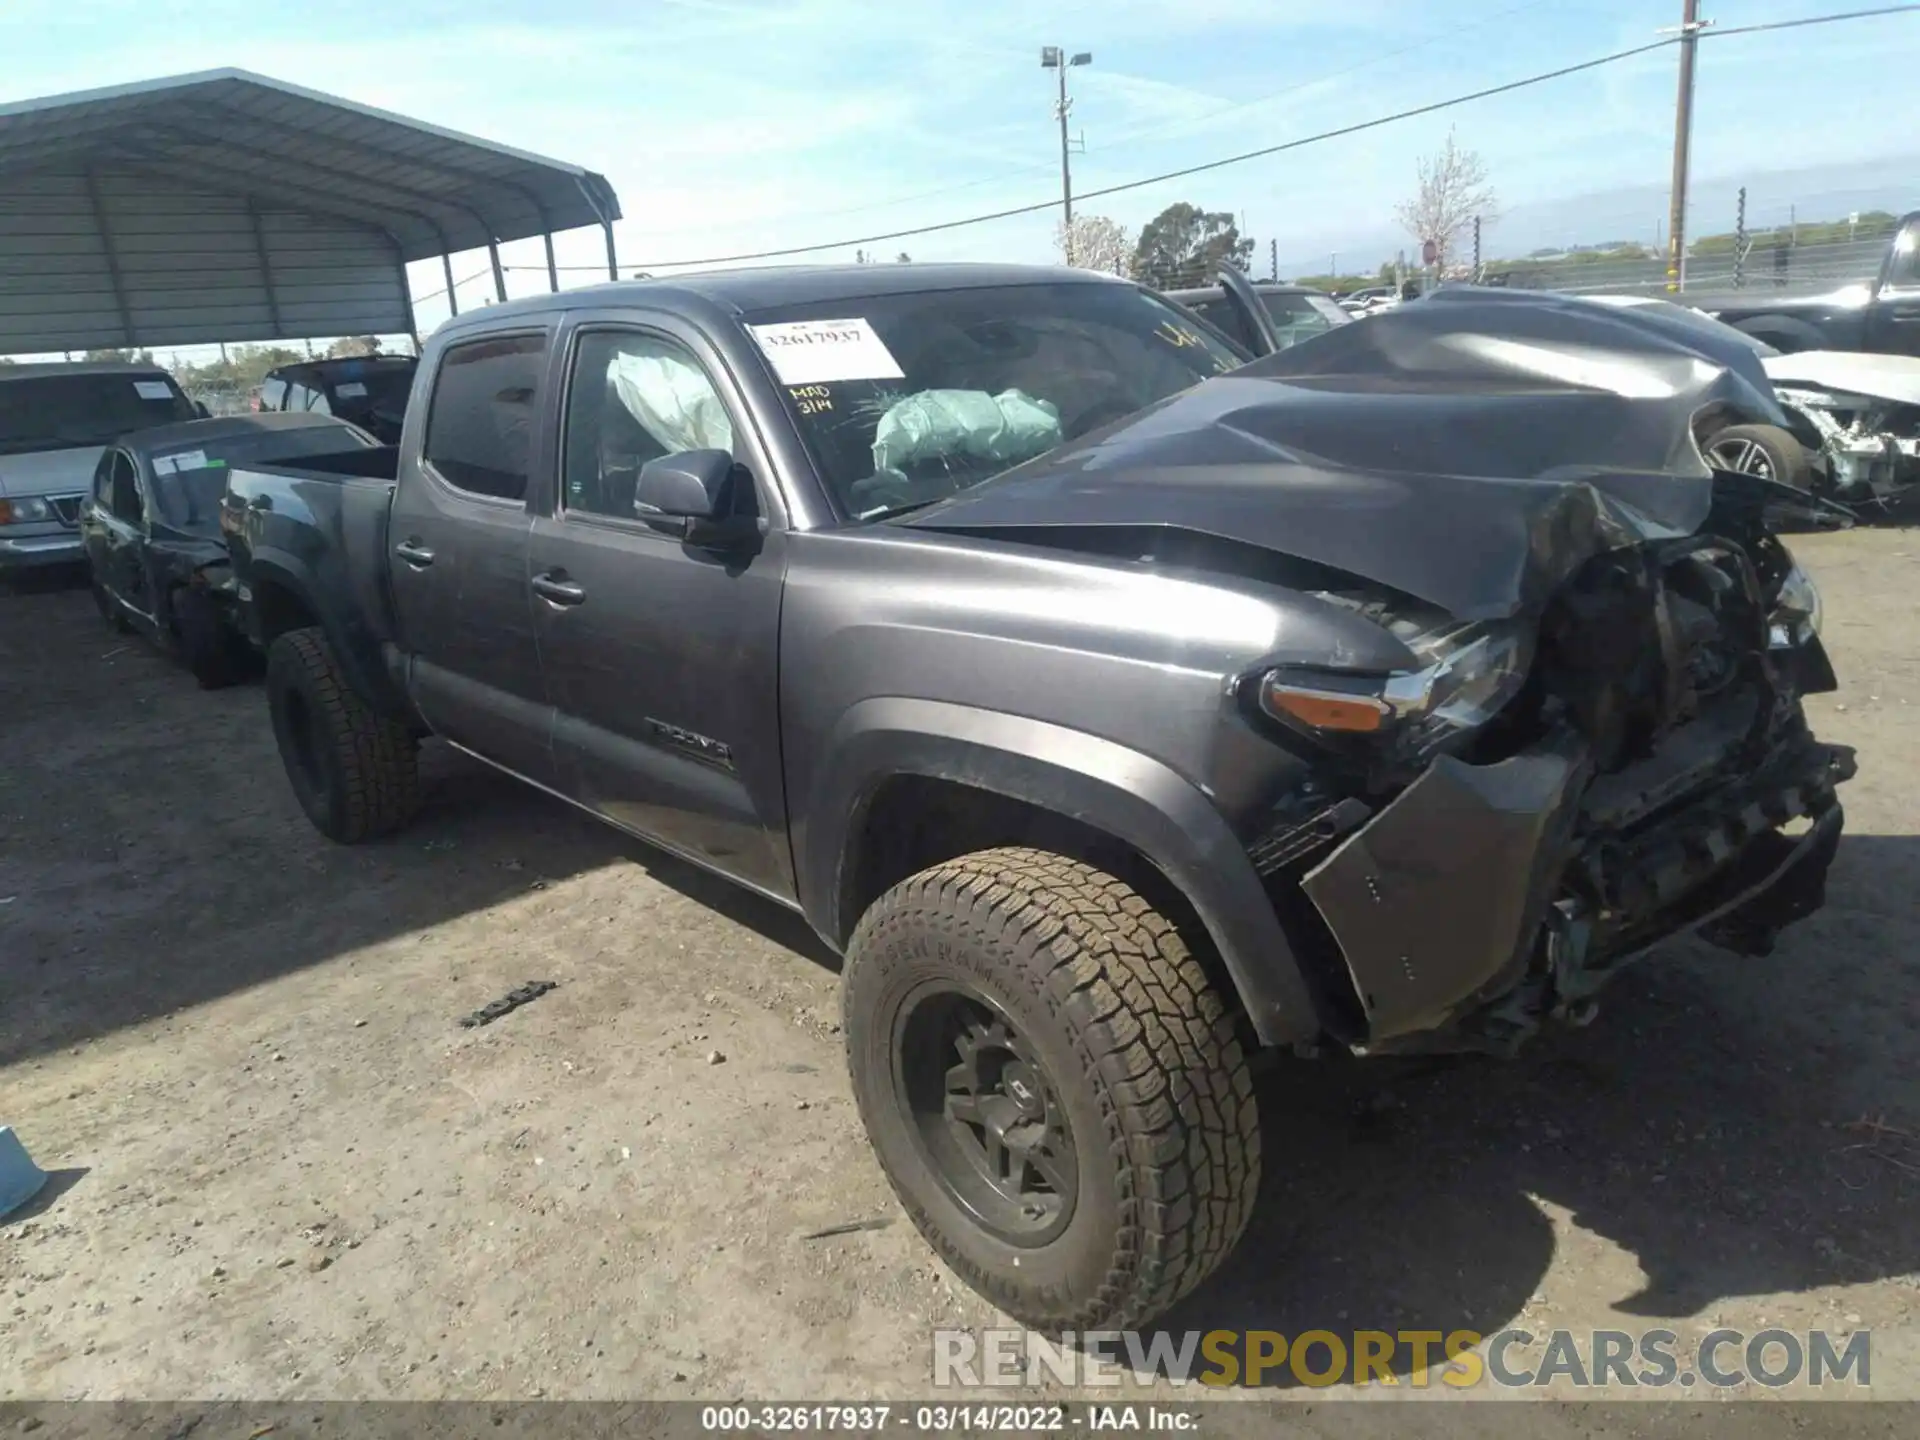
xmin=842 ymin=846 xmax=1260 ymax=1332
xmin=266 ymin=626 xmax=420 ymax=843
xmin=1704 ymin=422 xmax=1813 ymax=490
xmin=173 ymin=588 xmax=242 ymax=690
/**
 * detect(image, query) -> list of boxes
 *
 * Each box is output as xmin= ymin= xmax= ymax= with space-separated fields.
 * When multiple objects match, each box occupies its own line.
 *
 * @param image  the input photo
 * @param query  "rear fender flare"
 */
xmin=800 ymin=696 xmax=1321 ymax=1046
xmin=242 ymin=547 xmax=407 ymax=717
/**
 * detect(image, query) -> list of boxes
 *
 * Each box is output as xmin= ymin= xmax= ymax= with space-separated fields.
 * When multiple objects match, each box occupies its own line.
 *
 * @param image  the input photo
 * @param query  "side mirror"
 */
xmin=635 ymin=448 xmax=732 ymax=520
xmin=633 ymin=449 xmax=758 ymax=549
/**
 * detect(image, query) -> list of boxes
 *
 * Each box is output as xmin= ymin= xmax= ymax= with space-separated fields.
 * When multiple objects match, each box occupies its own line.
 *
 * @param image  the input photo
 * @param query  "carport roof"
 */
xmin=0 ymin=68 xmax=622 ymax=260
xmin=0 ymin=69 xmax=623 ymax=352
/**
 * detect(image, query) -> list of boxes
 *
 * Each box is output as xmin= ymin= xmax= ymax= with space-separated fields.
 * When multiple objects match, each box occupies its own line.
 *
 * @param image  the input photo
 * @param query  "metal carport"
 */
xmin=0 ymin=68 xmax=623 ymax=354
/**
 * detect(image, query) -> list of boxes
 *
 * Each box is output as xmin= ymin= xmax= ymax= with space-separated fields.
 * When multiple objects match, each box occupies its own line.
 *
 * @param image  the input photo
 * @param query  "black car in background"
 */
xmin=81 ymin=411 xmax=380 ymax=687
xmin=256 ymin=354 xmax=418 ymax=442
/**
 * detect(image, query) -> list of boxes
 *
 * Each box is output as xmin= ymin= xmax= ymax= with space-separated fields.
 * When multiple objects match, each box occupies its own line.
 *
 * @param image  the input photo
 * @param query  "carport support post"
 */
xmin=488 ymin=239 xmax=508 ymax=304
xmin=543 ymin=232 xmax=559 ymax=293
xmin=441 ymin=252 xmax=460 ymax=317
xmin=603 ymin=220 xmax=619 ymax=282
xmin=83 ymin=169 xmax=137 ymax=348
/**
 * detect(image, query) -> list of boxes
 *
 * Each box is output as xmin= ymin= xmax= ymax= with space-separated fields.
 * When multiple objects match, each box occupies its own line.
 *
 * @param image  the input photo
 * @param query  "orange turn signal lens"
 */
xmin=1260 ymin=681 xmax=1391 ymax=734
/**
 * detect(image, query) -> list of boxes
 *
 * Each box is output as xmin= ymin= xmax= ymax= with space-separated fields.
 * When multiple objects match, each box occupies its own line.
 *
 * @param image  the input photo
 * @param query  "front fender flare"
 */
xmin=798 ymin=696 xmax=1321 ymax=1046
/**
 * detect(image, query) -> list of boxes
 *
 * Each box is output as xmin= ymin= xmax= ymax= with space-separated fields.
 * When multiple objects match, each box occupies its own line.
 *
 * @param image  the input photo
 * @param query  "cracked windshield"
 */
xmin=746 ymin=282 xmax=1243 ymax=518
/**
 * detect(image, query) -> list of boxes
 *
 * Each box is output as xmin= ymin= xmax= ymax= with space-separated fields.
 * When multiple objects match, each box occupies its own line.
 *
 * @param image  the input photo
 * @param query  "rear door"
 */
xmin=387 ymin=328 xmax=558 ymax=787
xmin=525 ymin=314 xmax=794 ymax=898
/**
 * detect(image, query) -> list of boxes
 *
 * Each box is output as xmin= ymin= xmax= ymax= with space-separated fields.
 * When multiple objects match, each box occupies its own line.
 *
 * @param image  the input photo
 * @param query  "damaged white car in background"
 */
xmin=1574 ymin=292 xmax=1920 ymax=504
xmin=1754 ymin=349 xmax=1920 ymax=502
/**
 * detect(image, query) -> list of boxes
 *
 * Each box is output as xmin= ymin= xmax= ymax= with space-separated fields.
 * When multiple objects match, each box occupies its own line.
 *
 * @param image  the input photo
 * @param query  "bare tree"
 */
xmin=1394 ymin=128 xmax=1496 ymax=272
xmin=1055 ymin=214 xmax=1131 ymax=275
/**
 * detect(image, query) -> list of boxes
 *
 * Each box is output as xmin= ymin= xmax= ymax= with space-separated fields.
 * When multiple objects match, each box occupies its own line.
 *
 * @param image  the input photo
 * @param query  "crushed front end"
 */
xmin=1244 ymin=496 xmax=1854 ymax=1056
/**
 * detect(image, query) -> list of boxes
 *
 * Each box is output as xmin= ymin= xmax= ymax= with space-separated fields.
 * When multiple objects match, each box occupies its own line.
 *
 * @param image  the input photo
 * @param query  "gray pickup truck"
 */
xmin=222 ymin=264 xmax=1853 ymax=1331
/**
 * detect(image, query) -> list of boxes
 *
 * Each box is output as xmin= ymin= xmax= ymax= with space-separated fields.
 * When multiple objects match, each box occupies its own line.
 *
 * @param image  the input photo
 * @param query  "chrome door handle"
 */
xmin=530 ymin=572 xmax=586 ymax=606
xmin=394 ymin=539 xmax=435 ymax=568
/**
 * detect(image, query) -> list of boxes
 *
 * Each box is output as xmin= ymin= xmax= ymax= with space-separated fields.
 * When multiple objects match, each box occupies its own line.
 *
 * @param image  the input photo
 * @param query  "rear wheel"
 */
xmin=1704 ymin=422 xmax=1813 ymax=490
xmin=266 ymin=627 xmax=420 ymax=843
xmin=842 ymin=846 xmax=1260 ymax=1332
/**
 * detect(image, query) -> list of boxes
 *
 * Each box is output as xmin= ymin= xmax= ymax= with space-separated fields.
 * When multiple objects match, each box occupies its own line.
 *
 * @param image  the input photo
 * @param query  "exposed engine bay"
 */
xmin=1765 ymin=350 xmax=1920 ymax=501
xmin=1249 ymin=491 xmax=1852 ymax=1056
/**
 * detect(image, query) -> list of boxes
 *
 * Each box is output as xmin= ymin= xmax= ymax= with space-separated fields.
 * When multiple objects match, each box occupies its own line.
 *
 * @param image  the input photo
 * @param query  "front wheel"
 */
xmin=266 ymin=627 xmax=421 ymax=843
xmin=842 ymin=847 xmax=1261 ymax=1332
xmin=173 ymin=588 xmax=244 ymax=689
xmin=1704 ymin=422 xmax=1813 ymax=489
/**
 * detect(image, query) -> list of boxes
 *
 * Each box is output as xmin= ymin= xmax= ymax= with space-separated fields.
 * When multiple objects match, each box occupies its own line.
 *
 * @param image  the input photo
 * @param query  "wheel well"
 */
xmin=251 ymin=577 xmax=319 ymax=646
xmin=840 ymin=775 xmax=1251 ymax=1033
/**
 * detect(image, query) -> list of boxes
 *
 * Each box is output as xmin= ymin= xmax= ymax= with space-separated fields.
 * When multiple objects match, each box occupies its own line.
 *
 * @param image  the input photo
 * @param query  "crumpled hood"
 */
xmin=0 ymin=445 xmax=105 ymax=500
xmin=910 ymin=291 xmax=1790 ymax=621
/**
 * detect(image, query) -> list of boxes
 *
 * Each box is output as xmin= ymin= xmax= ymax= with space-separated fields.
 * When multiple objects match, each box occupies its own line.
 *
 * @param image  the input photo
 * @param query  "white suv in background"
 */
xmin=0 ymin=362 xmax=199 ymax=575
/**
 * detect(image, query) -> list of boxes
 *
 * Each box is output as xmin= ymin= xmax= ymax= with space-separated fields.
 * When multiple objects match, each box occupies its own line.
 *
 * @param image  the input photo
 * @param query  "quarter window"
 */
xmin=562 ymin=331 xmax=736 ymax=519
xmin=422 ymin=333 xmax=549 ymax=501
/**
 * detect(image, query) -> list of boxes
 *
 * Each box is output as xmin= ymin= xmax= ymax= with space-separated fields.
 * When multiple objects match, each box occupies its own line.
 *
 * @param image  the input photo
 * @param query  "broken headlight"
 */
xmin=1258 ymin=618 xmax=1532 ymax=762
xmin=1768 ymin=560 xmax=1822 ymax=650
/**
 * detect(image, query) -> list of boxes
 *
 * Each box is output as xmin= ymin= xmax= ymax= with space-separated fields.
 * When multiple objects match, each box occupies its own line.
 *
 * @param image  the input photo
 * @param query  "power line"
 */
xmin=631 ymin=37 xmax=1683 ymax=269
xmin=601 ymin=0 xmax=1577 ymax=248
xmin=425 ymin=2 xmax=1920 ymax=284
xmin=1703 ymin=3 xmax=1919 ymax=40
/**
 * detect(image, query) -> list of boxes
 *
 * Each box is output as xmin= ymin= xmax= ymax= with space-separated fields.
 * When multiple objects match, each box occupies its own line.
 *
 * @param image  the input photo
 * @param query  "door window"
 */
xmin=561 ymin=331 xmax=736 ymax=519
xmin=260 ymin=377 xmax=288 ymax=411
xmin=108 ymin=452 xmax=142 ymax=523
xmin=423 ymin=333 xmax=549 ymax=501
xmin=1886 ymin=221 xmax=1920 ymax=289
xmin=1187 ymin=294 xmax=1258 ymax=352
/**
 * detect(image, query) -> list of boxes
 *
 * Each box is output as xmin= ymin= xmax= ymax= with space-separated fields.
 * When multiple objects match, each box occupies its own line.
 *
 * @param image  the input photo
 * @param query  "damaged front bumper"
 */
xmin=1298 ymin=691 xmax=1855 ymax=1055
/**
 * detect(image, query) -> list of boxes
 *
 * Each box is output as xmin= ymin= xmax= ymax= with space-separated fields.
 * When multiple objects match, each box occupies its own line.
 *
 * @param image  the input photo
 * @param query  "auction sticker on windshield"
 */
xmin=133 ymin=380 xmax=175 ymax=400
xmin=152 ymin=449 xmax=207 ymax=475
xmin=748 ymin=318 xmax=905 ymax=385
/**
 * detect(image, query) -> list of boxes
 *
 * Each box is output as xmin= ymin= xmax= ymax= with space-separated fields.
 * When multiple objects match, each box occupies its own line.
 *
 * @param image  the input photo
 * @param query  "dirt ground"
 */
xmin=2 ymin=527 xmax=1917 ymax=1411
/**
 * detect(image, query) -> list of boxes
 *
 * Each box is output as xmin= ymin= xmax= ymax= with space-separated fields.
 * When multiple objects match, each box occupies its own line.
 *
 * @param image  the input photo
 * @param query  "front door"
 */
xmin=387 ymin=328 xmax=557 ymax=787
xmin=87 ymin=449 xmax=153 ymax=621
xmin=1869 ymin=217 xmax=1920 ymax=357
xmin=526 ymin=319 xmax=793 ymax=899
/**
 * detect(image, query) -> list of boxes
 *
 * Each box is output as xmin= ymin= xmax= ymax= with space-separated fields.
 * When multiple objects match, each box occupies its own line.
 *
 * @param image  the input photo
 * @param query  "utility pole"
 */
xmin=1041 ymin=48 xmax=1092 ymax=262
xmin=1472 ymin=216 xmax=1483 ymax=282
xmin=1733 ymin=186 xmax=1747 ymax=290
xmin=1272 ymin=240 xmax=1279 ymax=281
xmin=1662 ymin=0 xmax=1711 ymax=292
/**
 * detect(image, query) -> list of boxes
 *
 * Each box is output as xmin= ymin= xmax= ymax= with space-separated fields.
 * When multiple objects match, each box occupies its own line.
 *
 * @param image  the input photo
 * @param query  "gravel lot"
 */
xmin=2 ymin=526 xmax=1917 ymax=1411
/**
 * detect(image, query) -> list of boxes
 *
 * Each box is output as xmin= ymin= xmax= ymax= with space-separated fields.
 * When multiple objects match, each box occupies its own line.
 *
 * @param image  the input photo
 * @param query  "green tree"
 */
xmin=1130 ymin=203 xmax=1255 ymax=288
xmin=325 ymin=336 xmax=382 ymax=358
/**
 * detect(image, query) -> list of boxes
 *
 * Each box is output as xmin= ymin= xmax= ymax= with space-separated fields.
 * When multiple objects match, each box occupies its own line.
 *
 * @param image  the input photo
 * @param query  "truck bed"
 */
xmin=222 ymin=446 xmax=403 ymax=669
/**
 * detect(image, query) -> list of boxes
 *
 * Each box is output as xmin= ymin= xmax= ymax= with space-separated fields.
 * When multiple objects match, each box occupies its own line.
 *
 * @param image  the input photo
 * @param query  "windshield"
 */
xmin=149 ymin=422 xmax=376 ymax=532
xmin=744 ymin=282 xmax=1243 ymax=520
xmin=0 ymin=373 xmax=195 ymax=455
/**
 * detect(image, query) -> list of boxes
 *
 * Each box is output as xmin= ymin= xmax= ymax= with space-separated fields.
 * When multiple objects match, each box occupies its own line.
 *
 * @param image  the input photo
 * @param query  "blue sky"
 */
xmin=4 ymin=0 xmax=1917 ymax=334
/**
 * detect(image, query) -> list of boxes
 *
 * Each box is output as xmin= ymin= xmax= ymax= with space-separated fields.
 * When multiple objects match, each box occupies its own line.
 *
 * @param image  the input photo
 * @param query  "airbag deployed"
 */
xmin=871 ymin=389 xmax=1062 ymax=475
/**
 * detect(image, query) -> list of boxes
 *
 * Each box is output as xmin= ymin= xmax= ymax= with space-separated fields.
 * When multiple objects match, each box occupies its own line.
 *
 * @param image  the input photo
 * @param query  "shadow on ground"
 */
xmin=0 ymin=583 xmax=831 ymax=1069
xmin=1154 ymin=828 xmax=1920 ymax=1386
